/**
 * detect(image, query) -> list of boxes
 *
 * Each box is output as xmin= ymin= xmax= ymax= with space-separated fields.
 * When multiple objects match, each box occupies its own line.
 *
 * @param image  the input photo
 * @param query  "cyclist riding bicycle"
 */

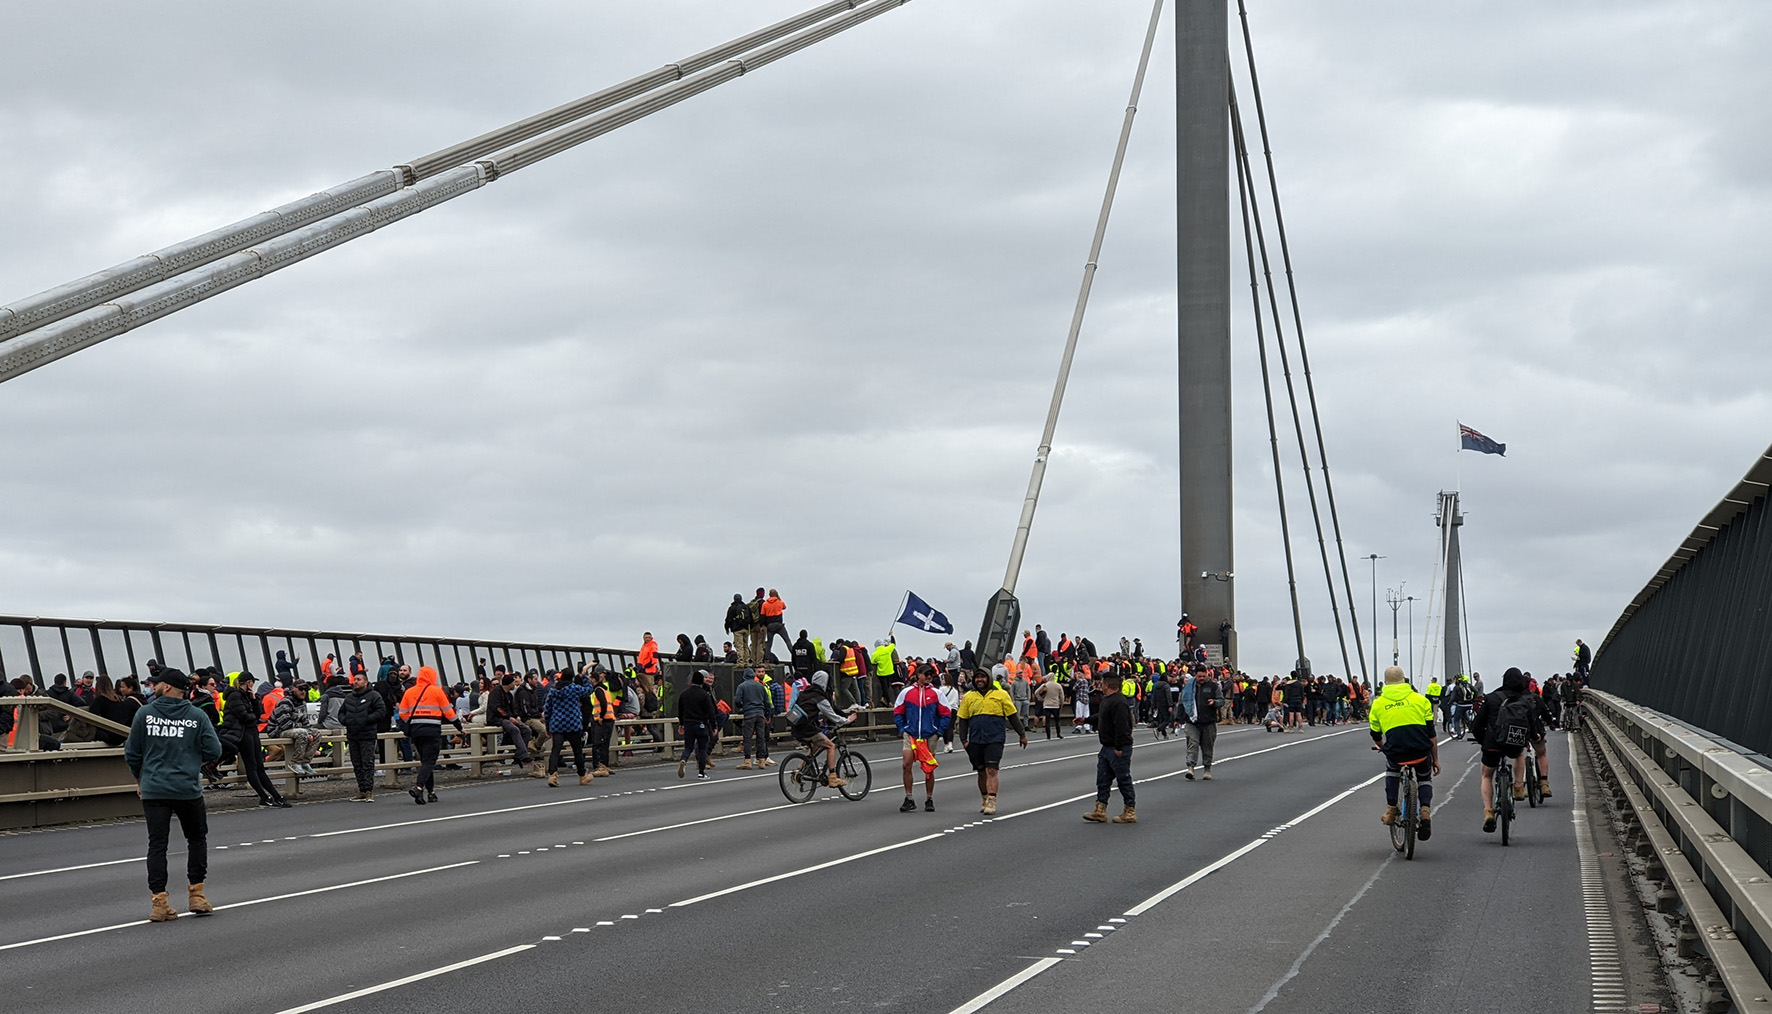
xmin=1471 ymin=666 xmax=1552 ymax=832
xmin=1369 ymin=665 xmax=1439 ymax=840
xmin=789 ymin=670 xmax=857 ymax=788
xmin=1445 ymin=675 xmax=1475 ymax=739
xmin=1558 ymin=675 xmax=1583 ymax=730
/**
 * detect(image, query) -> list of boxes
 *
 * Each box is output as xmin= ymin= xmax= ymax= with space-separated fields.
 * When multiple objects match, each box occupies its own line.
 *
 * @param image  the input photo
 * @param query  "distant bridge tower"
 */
xmin=1436 ymin=491 xmax=1466 ymax=680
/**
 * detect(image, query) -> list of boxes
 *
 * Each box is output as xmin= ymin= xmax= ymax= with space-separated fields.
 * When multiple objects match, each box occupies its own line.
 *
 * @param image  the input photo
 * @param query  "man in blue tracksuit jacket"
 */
xmin=893 ymin=665 xmax=953 ymax=812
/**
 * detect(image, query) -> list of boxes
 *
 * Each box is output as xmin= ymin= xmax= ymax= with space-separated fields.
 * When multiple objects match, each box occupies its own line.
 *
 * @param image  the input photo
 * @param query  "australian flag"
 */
xmin=1459 ymin=423 xmax=1506 ymax=456
xmin=896 ymin=591 xmax=954 ymax=634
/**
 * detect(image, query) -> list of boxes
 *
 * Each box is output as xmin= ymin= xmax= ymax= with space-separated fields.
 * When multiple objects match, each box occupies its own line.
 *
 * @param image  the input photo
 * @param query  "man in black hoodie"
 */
xmin=1471 ymin=666 xmax=1552 ymax=832
xmin=675 ymin=670 xmax=718 ymax=780
xmin=1083 ymin=671 xmax=1137 ymax=824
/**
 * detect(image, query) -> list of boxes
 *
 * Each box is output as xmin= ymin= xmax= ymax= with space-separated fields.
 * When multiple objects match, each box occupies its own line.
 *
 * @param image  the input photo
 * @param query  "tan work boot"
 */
xmin=677 ymin=759 xmax=688 ymax=779
xmin=150 ymin=892 xmax=178 ymax=922
xmin=547 ymin=772 xmax=559 ymax=788
xmin=736 ymin=760 xmax=753 ymax=770
xmin=1112 ymin=805 xmax=1138 ymax=824
xmin=1381 ymin=804 xmax=1400 ymax=826
xmin=826 ymin=773 xmax=848 ymax=788
xmin=1540 ymin=779 xmax=1552 ymax=798
xmin=187 ymin=883 xmax=213 ymax=915
xmin=578 ymin=773 xmax=594 ymax=786
xmin=982 ymin=795 xmax=997 ymax=816
xmin=761 ymin=758 xmax=777 ymax=767
xmin=595 ymin=765 xmax=612 ymax=777
xmin=528 ymin=764 xmax=547 ymax=779
xmin=1083 ymin=801 xmax=1109 ymax=823
xmin=1512 ymin=782 xmax=1527 ymax=801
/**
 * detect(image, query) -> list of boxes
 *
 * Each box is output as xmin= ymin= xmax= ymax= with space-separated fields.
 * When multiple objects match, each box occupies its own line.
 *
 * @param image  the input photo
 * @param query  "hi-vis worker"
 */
xmin=1424 ymin=677 xmax=1444 ymax=724
xmin=1369 ymin=665 xmax=1439 ymax=839
xmin=397 ymin=666 xmax=461 ymax=805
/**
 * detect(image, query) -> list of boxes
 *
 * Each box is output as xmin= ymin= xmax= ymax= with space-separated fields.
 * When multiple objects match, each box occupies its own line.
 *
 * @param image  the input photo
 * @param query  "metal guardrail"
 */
xmin=0 ymin=611 xmax=637 ymax=687
xmin=1587 ymin=689 xmax=1772 ymax=1008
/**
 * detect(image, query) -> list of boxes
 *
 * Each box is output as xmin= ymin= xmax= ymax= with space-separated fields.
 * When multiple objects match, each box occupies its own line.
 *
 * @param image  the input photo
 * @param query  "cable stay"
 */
xmin=0 ymin=0 xmax=912 ymax=385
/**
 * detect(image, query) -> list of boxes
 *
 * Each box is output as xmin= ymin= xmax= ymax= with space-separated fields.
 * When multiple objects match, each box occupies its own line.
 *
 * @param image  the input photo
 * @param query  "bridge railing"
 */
xmin=0 ymin=611 xmax=637 ymax=688
xmin=1586 ymin=689 xmax=1772 ymax=1008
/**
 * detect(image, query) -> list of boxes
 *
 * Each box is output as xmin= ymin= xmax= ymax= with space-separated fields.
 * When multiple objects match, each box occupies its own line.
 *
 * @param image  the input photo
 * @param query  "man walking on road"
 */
xmin=124 ymin=668 xmax=222 ymax=922
xmin=542 ymin=671 xmax=593 ymax=788
xmin=956 ymin=670 xmax=1026 ymax=816
xmin=1084 ymin=671 xmax=1137 ymax=824
xmin=676 ymin=670 xmax=717 ymax=780
xmin=1182 ymin=667 xmax=1220 ymax=780
xmin=893 ymin=665 xmax=951 ymax=812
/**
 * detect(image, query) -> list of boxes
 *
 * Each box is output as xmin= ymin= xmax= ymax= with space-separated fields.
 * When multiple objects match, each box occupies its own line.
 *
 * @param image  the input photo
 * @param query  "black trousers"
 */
xmin=348 ymin=739 xmax=377 ymax=793
xmin=143 ymin=797 xmax=208 ymax=894
xmin=549 ymin=731 xmax=586 ymax=775
xmin=589 ymin=722 xmax=613 ymax=769
xmin=237 ymin=729 xmax=284 ymax=804
xmin=410 ymin=731 xmax=442 ymax=791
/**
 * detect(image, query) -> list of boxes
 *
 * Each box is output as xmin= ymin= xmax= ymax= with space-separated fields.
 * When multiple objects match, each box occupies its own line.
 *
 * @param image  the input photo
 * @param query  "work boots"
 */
xmin=595 ymin=765 xmax=612 ymax=777
xmin=187 ymin=883 xmax=213 ymax=915
xmin=1112 ymin=806 xmax=1138 ymax=824
xmin=528 ymin=764 xmax=547 ymax=779
xmin=982 ymin=795 xmax=997 ymax=816
xmin=825 ymin=773 xmax=848 ymax=788
xmin=547 ymin=772 xmax=559 ymax=788
xmin=1083 ymin=801 xmax=1109 ymax=823
xmin=578 ymin=772 xmax=594 ymax=786
xmin=1417 ymin=806 xmax=1433 ymax=841
xmin=1512 ymin=782 xmax=1527 ymax=801
xmin=1540 ymin=778 xmax=1552 ymax=798
xmin=1381 ymin=804 xmax=1400 ymax=826
xmin=150 ymin=892 xmax=178 ymax=922
xmin=736 ymin=760 xmax=753 ymax=770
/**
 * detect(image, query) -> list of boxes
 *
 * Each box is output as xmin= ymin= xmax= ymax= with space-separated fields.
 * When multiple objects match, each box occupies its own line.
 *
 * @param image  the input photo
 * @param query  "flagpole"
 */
xmin=1454 ymin=421 xmax=1462 ymax=493
xmin=887 ymin=590 xmax=908 ymax=642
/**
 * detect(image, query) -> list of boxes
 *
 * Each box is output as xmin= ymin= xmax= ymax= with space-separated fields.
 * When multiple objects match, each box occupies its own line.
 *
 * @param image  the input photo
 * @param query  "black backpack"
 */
xmin=1489 ymin=694 xmax=1536 ymax=748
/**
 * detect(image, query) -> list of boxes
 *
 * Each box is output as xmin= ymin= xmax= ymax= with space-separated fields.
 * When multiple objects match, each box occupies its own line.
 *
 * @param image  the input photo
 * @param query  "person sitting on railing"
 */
xmin=266 ymin=683 xmax=322 ymax=777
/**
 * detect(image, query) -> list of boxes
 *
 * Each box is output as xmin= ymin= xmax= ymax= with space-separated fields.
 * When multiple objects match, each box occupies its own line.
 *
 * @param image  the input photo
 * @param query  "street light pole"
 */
xmin=1364 ymin=553 xmax=1385 ymax=681
xmin=1405 ymin=595 xmax=1416 ymax=685
xmin=1386 ymin=584 xmax=1404 ymax=675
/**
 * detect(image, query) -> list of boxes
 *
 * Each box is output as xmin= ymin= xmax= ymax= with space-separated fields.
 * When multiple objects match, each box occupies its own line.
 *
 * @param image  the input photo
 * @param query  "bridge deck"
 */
xmin=0 ymin=725 xmax=1667 ymax=1013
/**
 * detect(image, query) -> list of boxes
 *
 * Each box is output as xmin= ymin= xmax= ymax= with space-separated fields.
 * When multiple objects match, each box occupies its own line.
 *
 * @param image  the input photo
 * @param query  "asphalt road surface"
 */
xmin=0 ymin=722 xmax=1661 ymax=1013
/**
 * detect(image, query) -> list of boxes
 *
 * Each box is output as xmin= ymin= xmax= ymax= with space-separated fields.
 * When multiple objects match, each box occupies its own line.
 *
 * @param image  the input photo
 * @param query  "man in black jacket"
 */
xmin=341 ymin=672 xmax=389 ymax=800
xmin=1084 ymin=672 xmax=1137 ymax=824
xmin=725 ymin=593 xmax=754 ymax=669
xmin=486 ymin=675 xmax=534 ymax=775
xmin=675 ymin=670 xmax=718 ymax=780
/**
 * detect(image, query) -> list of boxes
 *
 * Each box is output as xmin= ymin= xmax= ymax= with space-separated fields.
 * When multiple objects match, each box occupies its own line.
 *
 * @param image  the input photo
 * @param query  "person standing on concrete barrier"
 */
xmin=1084 ymin=671 xmax=1137 ymax=824
xmin=124 ymin=668 xmax=222 ymax=922
xmin=725 ymin=594 xmax=753 ymax=669
xmin=760 ymin=589 xmax=790 ymax=660
xmin=340 ymin=671 xmax=387 ymax=801
xmin=734 ymin=668 xmax=773 ymax=770
xmin=1182 ymin=667 xmax=1220 ymax=781
xmin=398 ymin=666 xmax=462 ymax=804
xmin=956 ymin=669 xmax=1026 ymax=816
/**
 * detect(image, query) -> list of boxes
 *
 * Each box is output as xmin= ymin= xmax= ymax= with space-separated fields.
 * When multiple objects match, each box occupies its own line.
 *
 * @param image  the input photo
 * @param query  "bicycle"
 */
xmin=1389 ymin=759 xmax=1424 ymax=860
xmin=1560 ymin=700 xmax=1582 ymax=733
xmin=1493 ymin=754 xmax=1517 ymax=845
xmin=1524 ymin=742 xmax=1543 ymax=808
xmin=778 ymin=730 xmax=872 ymax=803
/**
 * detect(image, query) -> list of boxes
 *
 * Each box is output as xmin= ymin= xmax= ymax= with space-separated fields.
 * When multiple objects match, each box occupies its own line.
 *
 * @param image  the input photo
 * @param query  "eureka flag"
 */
xmin=1458 ymin=424 xmax=1506 ymax=456
xmin=896 ymin=591 xmax=954 ymax=634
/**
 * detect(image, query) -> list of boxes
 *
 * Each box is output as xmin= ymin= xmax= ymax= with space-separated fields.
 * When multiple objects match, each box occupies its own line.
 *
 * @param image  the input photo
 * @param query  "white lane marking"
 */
xmin=273 ymin=944 xmax=535 ymax=1014
xmin=0 ymin=861 xmax=479 ymax=952
xmin=671 ymin=834 xmax=947 ymax=907
xmin=946 ymin=957 xmax=1063 ymax=1014
xmin=1570 ymin=736 xmax=1627 ymax=1012
xmin=592 ymin=801 xmax=813 ymax=841
xmin=0 ymin=856 xmax=142 ymax=881
xmin=1248 ymin=855 xmax=1392 ymax=1012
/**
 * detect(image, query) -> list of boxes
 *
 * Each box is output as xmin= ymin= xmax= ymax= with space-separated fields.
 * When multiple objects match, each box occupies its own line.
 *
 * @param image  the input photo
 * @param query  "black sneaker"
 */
xmin=425 ymin=791 xmax=438 ymax=803
xmin=900 ymin=797 xmax=917 ymax=813
xmin=924 ymin=798 xmax=936 ymax=812
xmin=1417 ymin=818 xmax=1432 ymax=841
xmin=410 ymin=786 xmax=426 ymax=805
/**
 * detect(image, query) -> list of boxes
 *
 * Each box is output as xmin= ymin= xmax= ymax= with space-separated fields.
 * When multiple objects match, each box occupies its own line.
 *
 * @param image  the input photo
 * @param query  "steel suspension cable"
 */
xmin=1000 ymin=0 xmax=1166 ymax=595
xmin=1228 ymin=77 xmax=1353 ymax=683
xmin=1235 ymin=0 xmax=1368 ymax=683
xmin=1232 ymin=91 xmax=1307 ymax=673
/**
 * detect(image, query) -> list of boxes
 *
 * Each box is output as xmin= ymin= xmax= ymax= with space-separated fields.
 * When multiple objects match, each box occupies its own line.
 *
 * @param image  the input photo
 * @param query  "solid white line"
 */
xmin=671 ymin=833 xmax=947 ymax=907
xmin=1248 ymin=856 xmax=1392 ymax=1012
xmin=593 ymin=800 xmax=817 ymax=841
xmin=1124 ymin=838 xmax=1269 ymax=917
xmin=273 ymin=944 xmax=536 ymax=1014
xmin=946 ymin=957 xmax=1064 ymax=1014
xmin=0 ymin=861 xmax=479 ymax=952
xmin=0 ymin=856 xmax=142 ymax=881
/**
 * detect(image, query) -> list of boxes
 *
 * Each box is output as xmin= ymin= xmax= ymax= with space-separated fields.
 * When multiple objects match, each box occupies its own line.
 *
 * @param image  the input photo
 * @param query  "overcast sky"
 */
xmin=1 ymin=0 xmax=1767 ymax=680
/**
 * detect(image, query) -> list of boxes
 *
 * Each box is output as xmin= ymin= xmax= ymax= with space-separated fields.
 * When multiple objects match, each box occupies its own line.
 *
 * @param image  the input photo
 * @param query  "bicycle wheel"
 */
xmin=1388 ymin=767 xmax=1409 ymax=854
xmin=778 ymin=752 xmax=818 ymax=804
xmin=836 ymin=751 xmax=872 ymax=801
xmin=1402 ymin=769 xmax=1418 ymax=860
xmin=1499 ymin=768 xmax=1512 ymax=846
xmin=1526 ymin=752 xmax=1541 ymax=808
